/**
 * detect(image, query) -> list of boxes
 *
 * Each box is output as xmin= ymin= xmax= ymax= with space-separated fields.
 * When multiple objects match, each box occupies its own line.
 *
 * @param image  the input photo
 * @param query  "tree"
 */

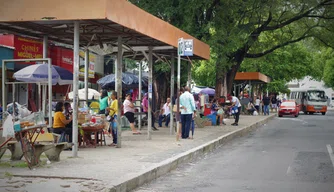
xmin=240 ymin=41 xmax=316 ymax=93
xmin=322 ymin=51 xmax=334 ymax=88
xmin=130 ymin=0 xmax=334 ymax=97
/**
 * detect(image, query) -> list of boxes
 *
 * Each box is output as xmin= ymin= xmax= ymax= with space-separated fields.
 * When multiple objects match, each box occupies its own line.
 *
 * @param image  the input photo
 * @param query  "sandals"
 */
xmin=108 ymin=143 xmax=117 ymax=147
xmin=133 ymin=132 xmax=142 ymax=135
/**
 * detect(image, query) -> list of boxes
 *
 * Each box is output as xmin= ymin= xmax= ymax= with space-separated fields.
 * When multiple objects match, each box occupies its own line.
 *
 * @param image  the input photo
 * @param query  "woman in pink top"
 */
xmin=123 ymin=94 xmax=141 ymax=134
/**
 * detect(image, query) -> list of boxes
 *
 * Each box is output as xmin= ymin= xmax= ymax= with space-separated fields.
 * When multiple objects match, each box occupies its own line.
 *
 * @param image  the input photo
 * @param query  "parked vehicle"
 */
xmin=289 ymin=88 xmax=328 ymax=115
xmin=278 ymin=101 xmax=300 ymax=117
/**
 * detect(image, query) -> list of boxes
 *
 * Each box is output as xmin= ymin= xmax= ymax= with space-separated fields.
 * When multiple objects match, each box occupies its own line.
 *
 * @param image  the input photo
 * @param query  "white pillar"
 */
xmin=115 ymin=58 xmax=118 ymax=91
xmin=42 ymin=36 xmax=48 ymax=117
xmin=2 ymin=60 xmax=6 ymax=118
xmin=84 ymin=50 xmax=89 ymax=105
xmin=187 ymin=61 xmax=191 ymax=88
xmin=47 ymin=58 xmax=52 ymax=129
xmin=116 ymin=36 xmax=123 ymax=148
xmin=170 ymin=53 xmax=175 ymax=135
xmin=176 ymin=52 xmax=181 ymax=141
xmin=147 ymin=46 xmax=153 ymax=140
xmin=138 ymin=61 xmax=142 ymax=130
xmin=72 ymin=21 xmax=80 ymax=157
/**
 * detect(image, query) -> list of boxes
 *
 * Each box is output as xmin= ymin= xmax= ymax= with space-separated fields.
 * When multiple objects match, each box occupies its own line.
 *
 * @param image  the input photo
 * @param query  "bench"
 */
xmin=32 ymin=133 xmax=71 ymax=162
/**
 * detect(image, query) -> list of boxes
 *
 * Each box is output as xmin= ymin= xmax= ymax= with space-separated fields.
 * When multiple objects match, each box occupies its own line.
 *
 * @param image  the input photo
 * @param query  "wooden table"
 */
xmin=0 ymin=124 xmax=46 ymax=169
xmin=81 ymin=124 xmax=106 ymax=148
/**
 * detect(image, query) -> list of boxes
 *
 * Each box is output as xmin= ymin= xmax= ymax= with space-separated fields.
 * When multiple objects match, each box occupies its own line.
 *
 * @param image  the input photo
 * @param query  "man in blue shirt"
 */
xmin=179 ymin=86 xmax=196 ymax=139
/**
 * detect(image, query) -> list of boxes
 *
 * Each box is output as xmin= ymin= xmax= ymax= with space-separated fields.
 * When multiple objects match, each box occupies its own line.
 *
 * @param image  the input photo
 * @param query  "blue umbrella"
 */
xmin=13 ymin=64 xmax=73 ymax=85
xmin=199 ymin=87 xmax=215 ymax=96
xmin=97 ymin=72 xmax=148 ymax=89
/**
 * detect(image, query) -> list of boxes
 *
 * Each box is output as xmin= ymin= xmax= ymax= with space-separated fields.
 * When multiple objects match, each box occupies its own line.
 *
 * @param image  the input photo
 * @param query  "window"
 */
xmin=281 ymin=102 xmax=296 ymax=107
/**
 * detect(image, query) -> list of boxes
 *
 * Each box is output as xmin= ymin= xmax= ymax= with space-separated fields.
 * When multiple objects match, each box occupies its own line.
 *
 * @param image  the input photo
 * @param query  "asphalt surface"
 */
xmin=135 ymin=111 xmax=334 ymax=192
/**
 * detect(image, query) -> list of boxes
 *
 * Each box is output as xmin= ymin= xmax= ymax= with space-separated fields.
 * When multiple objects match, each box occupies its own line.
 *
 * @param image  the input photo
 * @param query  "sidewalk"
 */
xmin=0 ymin=114 xmax=275 ymax=192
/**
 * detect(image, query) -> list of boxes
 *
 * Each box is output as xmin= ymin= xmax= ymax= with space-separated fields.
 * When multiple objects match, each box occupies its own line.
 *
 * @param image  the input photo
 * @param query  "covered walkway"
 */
xmin=0 ymin=0 xmax=210 ymax=155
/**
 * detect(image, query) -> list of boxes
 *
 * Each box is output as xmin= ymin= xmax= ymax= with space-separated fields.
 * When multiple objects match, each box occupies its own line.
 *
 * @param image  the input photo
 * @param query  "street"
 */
xmin=136 ymin=111 xmax=334 ymax=192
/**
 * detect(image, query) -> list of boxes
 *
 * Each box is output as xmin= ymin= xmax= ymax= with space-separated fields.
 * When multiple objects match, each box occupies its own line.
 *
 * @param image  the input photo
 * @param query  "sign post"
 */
xmin=176 ymin=38 xmax=193 ymax=141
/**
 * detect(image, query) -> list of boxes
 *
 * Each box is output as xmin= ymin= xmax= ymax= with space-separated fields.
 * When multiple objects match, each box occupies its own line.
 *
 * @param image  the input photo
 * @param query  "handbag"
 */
xmin=231 ymin=106 xmax=238 ymax=114
xmin=106 ymin=115 xmax=114 ymax=122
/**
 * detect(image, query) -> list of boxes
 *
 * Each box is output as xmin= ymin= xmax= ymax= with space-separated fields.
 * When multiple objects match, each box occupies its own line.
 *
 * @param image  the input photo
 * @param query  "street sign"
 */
xmin=184 ymin=39 xmax=193 ymax=56
xmin=178 ymin=38 xmax=184 ymax=56
xmin=178 ymin=38 xmax=193 ymax=56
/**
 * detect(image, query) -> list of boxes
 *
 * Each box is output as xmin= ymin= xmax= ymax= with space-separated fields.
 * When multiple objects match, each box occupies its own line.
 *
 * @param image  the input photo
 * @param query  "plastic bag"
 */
xmin=253 ymin=111 xmax=258 ymax=116
xmin=231 ymin=106 xmax=238 ymax=114
xmin=2 ymin=114 xmax=14 ymax=137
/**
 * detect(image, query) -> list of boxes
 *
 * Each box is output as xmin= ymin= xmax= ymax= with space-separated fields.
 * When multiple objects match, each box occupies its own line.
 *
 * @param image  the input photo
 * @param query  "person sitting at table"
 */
xmin=64 ymin=102 xmax=73 ymax=143
xmin=246 ymin=101 xmax=256 ymax=115
xmin=53 ymin=102 xmax=73 ymax=144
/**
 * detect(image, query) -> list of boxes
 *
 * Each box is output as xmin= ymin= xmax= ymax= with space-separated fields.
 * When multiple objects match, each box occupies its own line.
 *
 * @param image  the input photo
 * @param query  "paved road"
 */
xmin=136 ymin=111 xmax=334 ymax=192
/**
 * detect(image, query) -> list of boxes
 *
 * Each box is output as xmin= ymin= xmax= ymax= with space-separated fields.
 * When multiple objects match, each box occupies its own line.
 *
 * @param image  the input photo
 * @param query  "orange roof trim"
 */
xmin=235 ymin=72 xmax=271 ymax=83
xmin=0 ymin=0 xmax=210 ymax=60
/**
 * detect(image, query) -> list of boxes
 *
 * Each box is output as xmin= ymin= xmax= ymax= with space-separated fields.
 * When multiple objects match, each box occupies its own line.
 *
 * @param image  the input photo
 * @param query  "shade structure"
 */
xmin=68 ymin=88 xmax=100 ymax=100
xmin=13 ymin=64 xmax=73 ymax=85
xmin=199 ymin=87 xmax=215 ymax=96
xmin=97 ymin=72 xmax=148 ymax=89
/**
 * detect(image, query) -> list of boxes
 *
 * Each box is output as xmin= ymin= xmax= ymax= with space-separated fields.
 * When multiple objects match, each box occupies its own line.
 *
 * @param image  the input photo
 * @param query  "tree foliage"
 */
xmin=130 ymin=0 xmax=334 ymax=96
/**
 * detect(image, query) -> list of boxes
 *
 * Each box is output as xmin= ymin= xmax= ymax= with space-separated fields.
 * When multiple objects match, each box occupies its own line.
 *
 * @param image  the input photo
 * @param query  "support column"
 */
xmin=2 ymin=61 xmax=6 ymax=117
xmin=147 ymin=46 xmax=153 ymax=140
xmin=84 ymin=50 xmax=89 ymax=106
xmin=72 ymin=21 xmax=80 ymax=157
xmin=170 ymin=53 xmax=175 ymax=135
xmin=42 ymin=36 xmax=48 ymax=117
xmin=116 ymin=36 xmax=123 ymax=148
xmin=47 ymin=58 xmax=52 ymax=129
xmin=115 ymin=58 xmax=118 ymax=91
xmin=138 ymin=61 xmax=142 ymax=130
xmin=176 ymin=52 xmax=181 ymax=141
xmin=187 ymin=61 xmax=191 ymax=87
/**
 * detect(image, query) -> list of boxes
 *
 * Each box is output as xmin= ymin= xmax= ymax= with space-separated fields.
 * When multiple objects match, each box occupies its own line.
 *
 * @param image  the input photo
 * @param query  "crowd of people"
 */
xmin=51 ymin=86 xmax=281 ymax=148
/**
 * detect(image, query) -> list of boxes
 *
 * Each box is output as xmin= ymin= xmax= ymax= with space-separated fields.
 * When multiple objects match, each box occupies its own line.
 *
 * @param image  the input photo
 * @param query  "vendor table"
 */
xmin=0 ymin=124 xmax=46 ymax=169
xmin=80 ymin=124 xmax=106 ymax=148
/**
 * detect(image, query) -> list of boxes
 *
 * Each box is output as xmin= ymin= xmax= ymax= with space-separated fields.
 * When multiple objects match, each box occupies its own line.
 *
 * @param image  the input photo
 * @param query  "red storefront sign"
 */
xmin=50 ymin=46 xmax=73 ymax=72
xmin=14 ymin=36 xmax=43 ymax=59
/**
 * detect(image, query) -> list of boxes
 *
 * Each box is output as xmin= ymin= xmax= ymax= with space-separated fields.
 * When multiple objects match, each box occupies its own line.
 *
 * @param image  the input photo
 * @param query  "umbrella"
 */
xmin=199 ymin=87 xmax=215 ymax=96
xmin=68 ymin=88 xmax=100 ymax=100
xmin=13 ymin=64 xmax=73 ymax=85
xmin=97 ymin=72 xmax=148 ymax=89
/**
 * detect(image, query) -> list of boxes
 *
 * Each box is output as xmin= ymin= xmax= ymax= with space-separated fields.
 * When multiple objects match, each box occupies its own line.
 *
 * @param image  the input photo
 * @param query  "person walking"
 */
xmin=262 ymin=94 xmax=271 ymax=115
xmin=158 ymin=98 xmax=171 ymax=127
xmin=227 ymin=94 xmax=241 ymax=126
xmin=123 ymin=94 xmax=141 ymax=134
xmin=107 ymin=91 xmax=118 ymax=146
xmin=142 ymin=93 xmax=158 ymax=130
xmin=271 ymin=95 xmax=278 ymax=112
xmin=179 ymin=86 xmax=196 ymax=139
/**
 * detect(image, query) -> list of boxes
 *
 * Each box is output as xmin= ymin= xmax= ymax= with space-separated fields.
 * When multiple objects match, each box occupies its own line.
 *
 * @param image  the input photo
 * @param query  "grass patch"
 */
xmin=0 ymin=161 xmax=28 ymax=168
xmin=4 ymin=171 xmax=13 ymax=178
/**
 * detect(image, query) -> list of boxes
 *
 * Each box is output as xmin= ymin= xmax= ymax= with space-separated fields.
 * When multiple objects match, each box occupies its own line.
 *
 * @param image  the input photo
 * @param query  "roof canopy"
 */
xmin=0 ymin=0 xmax=210 ymax=60
xmin=234 ymin=72 xmax=271 ymax=84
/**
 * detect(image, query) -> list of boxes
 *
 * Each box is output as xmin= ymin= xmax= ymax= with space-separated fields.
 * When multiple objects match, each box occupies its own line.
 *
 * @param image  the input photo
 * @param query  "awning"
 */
xmin=0 ymin=0 xmax=210 ymax=60
xmin=234 ymin=72 xmax=271 ymax=84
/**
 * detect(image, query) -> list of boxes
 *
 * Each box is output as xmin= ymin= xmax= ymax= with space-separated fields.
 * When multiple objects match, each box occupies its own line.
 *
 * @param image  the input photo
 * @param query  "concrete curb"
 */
xmin=107 ymin=115 xmax=276 ymax=192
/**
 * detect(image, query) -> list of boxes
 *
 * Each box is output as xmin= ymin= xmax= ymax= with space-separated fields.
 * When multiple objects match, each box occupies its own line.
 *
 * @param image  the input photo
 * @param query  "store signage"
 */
xmin=79 ymin=51 xmax=95 ymax=78
xmin=14 ymin=36 xmax=43 ymax=60
xmin=62 ymin=56 xmax=73 ymax=65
